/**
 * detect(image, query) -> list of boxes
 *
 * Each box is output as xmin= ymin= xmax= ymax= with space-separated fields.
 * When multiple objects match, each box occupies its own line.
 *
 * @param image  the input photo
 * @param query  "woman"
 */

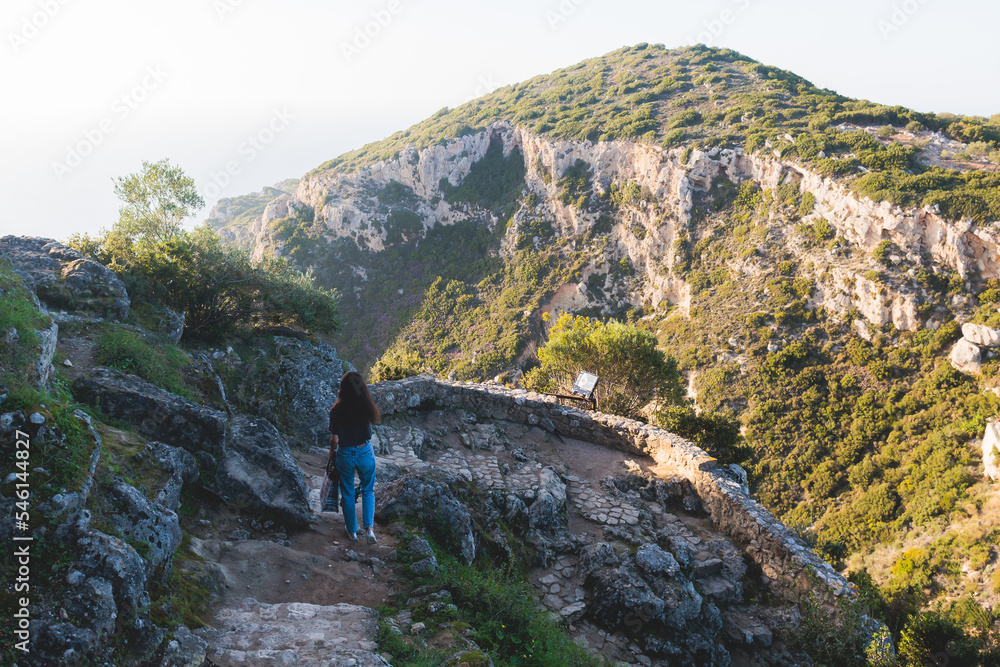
xmin=328 ymin=370 xmax=381 ymax=544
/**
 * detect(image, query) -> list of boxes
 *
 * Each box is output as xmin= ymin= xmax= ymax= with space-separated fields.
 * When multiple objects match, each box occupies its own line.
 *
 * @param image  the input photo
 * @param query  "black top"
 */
xmin=329 ymin=417 xmax=372 ymax=448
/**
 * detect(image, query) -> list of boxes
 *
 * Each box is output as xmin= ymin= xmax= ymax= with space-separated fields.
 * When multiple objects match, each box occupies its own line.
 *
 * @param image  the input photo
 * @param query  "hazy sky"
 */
xmin=2 ymin=0 xmax=998 ymax=241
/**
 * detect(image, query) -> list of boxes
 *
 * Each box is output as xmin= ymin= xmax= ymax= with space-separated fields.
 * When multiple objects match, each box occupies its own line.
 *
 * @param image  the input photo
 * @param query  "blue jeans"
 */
xmin=336 ymin=442 xmax=376 ymax=534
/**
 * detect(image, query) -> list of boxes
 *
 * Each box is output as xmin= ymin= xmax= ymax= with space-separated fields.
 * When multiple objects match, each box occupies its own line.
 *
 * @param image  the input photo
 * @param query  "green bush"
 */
xmin=94 ymin=326 xmax=191 ymax=396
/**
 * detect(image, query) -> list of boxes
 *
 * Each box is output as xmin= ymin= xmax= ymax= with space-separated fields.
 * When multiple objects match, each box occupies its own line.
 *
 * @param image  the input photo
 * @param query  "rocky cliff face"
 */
xmin=232 ymin=121 xmax=995 ymax=359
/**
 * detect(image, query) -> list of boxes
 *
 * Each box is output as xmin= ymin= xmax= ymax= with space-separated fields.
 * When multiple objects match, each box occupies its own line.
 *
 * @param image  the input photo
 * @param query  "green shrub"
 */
xmin=94 ymin=326 xmax=191 ymax=396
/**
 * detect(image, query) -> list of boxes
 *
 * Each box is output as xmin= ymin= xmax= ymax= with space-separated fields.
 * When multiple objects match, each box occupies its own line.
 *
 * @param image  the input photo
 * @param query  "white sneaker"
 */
xmin=347 ymin=530 xmax=358 ymax=541
xmin=366 ymin=528 xmax=377 ymax=545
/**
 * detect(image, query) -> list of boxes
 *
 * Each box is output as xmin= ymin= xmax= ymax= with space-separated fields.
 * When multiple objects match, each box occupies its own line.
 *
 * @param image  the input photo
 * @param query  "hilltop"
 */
xmin=208 ymin=43 xmax=1000 ymax=657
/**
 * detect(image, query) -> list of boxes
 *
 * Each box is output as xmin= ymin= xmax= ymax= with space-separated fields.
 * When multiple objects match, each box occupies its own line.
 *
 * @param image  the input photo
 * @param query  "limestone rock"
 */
xmin=196 ymin=598 xmax=388 ymax=667
xmin=139 ymin=441 xmax=199 ymax=512
xmin=983 ymin=419 xmax=1000 ymax=482
xmin=54 ymin=510 xmax=149 ymax=612
xmin=375 ymin=471 xmax=476 ymax=564
xmin=963 ymin=322 xmax=1000 ymax=348
xmin=0 ymin=236 xmax=130 ymax=319
xmin=63 ymin=576 xmax=116 ymax=639
xmin=105 ymin=479 xmax=183 ymax=573
xmin=949 ymin=338 xmax=982 ymax=375
xmin=216 ymin=415 xmax=313 ymax=528
xmin=159 ymin=626 xmax=208 ymax=667
xmin=234 ymin=336 xmax=349 ymax=446
xmin=72 ymin=368 xmax=227 ymax=457
xmin=585 ymin=565 xmax=665 ymax=628
xmin=156 ymin=307 xmax=185 ymax=344
xmin=527 ymin=466 xmax=567 ymax=535
xmin=635 ymin=543 xmax=680 ymax=578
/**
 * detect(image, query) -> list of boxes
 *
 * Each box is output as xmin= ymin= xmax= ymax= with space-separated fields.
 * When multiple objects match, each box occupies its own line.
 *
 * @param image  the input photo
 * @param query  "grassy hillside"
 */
xmin=311 ymin=43 xmax=1000 ymax=223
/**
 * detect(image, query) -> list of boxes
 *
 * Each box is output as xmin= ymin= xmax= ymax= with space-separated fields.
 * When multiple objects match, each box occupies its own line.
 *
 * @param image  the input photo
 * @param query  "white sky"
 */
xmin=2 ymin=0 xmax=998 ymax=241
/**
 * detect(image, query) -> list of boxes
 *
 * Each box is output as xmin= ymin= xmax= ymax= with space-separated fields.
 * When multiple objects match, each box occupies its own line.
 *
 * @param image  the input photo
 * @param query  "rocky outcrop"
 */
xmin=238 ymin=120 xmax=1000 ymax=333
xmin=0 ymin=236 xmax=130 ymax=320
xmin=196 ymin=598 xmax=388 ymax=667
xmin=950 ymin=338 xmax=983 ymax=375
xmin=217 ymin=415 xmax=312 ymax=527
xmin=231 ymin=336 xmax=351 ymax=446
xmin=375 ymin=470 xmax=476 ymax=564
xmin=72 ymin=368 xmax=228 ymax=457
xmin=72 ymin=369 xmax=313 ymax=527
xmin=983 ymin=419 xmax=1000 ymax=482
xmin=104 ymin=479 xmax=183 ymax=574
xmin=25 ymin=509 xmax=166 ymax=667
xmin=963 ymin=322 xmax=1000 ymax=348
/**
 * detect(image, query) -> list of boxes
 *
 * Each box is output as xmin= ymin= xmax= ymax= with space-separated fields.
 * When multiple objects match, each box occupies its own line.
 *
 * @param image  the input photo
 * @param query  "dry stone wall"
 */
xmin=371 ymin=375 xmax=856 ymax=608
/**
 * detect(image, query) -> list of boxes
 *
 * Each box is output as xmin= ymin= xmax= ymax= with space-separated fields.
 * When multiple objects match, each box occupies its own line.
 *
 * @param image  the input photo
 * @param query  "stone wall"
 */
xmin=370 ymin=375 xmax=856 ymax=607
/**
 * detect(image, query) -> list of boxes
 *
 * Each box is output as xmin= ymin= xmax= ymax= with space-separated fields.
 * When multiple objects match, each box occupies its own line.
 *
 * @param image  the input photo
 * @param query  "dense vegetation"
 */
xmin=71 ymin=162 xmax=339 ymax=341
xmin=310 ymin=44 xmax=1000 ymax=224
xmin=523 ymin=314 xmax=683 ymax=419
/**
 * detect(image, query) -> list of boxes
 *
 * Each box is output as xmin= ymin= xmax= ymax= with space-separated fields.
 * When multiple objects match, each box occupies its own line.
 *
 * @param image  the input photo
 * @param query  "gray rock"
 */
xmin=0 ymin=236 xmax=130 ymax=319
xmin=63 ymin=576 xmax=116 ymax=638
xmin=963 ymin=322 xmax=1000 ymax=347
xmin=527 ymin=467 xmax=567 ymax=535
xmin=139 ymin=441 xmax=199 ymax=512
xmin=72 ymin=368 xmax=227 ymax=457
xmin=20 ymin=620 xmax=100 ymax=667
xmin=950 ymin=338 xmax=982 ymax=375
xmin=157 ymin=307 xmax=186 ymax=344
xmin=54 ymin=510 xmax=149 ymax=612
xmin=585 ymin=565 xmax=665 ymax=628
xmin=216 ymin=415 xmax=313 ymax=528
xmin=635 ymin=543 xmax=680 ymax=578
xmin=233 ymin=336 xmax=350 ymax=446
xmin=580 ymin=542 xmax=621 ymax=576
xmin=105 ymin=479 xmax=182 ymax=573
xmin=410 ymin=557 xmax=439 ymax=575
xmin=160 ymin=625 xmax=208 ymax=667
xmin=375 ymin=471 xmax=476 ymax=564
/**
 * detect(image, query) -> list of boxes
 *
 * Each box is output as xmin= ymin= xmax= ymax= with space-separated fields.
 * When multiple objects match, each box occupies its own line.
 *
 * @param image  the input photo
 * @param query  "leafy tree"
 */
xmin=70 ymin=162 xmax=339 ymax=341
xmin=83 ymin=159 xmax=204 ymax=267
xmin=524 ymin=314 xmax=683 ymax=419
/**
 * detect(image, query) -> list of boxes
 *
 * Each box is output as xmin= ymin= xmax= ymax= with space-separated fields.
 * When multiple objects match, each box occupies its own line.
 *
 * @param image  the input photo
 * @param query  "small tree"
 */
xmin=525 ymin=314 xmax=683 ymax=419
xmin=112 ymin=159 xmax=204 ymax=249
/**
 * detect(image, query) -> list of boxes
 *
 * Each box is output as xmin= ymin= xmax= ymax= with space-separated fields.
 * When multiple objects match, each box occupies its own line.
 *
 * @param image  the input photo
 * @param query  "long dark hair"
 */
xmin=329 ymin=371 xmax=381 ymax=426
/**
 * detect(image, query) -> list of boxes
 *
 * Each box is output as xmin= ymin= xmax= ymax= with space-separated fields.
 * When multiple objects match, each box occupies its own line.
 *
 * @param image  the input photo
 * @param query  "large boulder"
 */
xmin=585 ymin=565 xmax=666 ymax=628
xmin=950 ymin=338 xmax=982 ymax=375
xmin=216 ymin=415 xmax=313 ymax=527
xmin=0 ymin=236 xmax=130 ymax=319
xmin=233 ymin=336 xmax=350 ymax=446
xmin=963 ymin=322 xmax=1000 ymax=348
xmin=72 ymin=368 xmax=227 ymax=457
xmin=375 ymin=470 xmax=476 ymax=564
xmin=527 ymin=466 xmax=567 ymax=535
